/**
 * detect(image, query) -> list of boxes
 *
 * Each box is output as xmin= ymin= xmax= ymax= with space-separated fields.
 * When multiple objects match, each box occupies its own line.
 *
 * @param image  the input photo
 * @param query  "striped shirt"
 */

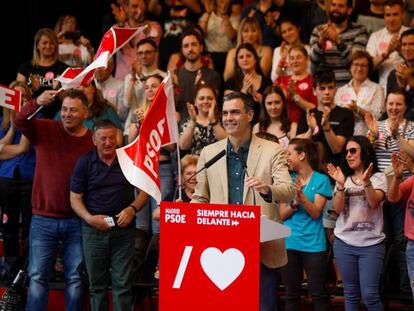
xmin=375 ymin=119 xmax=414 ymax=179
xmin=310 ymin=22 xmax=368 ymax=87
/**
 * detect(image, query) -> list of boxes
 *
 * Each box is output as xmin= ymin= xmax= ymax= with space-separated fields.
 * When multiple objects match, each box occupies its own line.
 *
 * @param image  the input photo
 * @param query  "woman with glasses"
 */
xmin=335 ymin=51 xmax=385 ymax=135
xmin=327 ymin=135 xmax=387 ymax=311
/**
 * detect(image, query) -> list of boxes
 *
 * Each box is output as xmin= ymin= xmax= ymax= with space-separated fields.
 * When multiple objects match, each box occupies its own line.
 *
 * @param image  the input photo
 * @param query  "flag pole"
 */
xmin=176 ymin=142 xmax=182 ymax=201
xmin=27 ymin=87 xmax=64 ymax=120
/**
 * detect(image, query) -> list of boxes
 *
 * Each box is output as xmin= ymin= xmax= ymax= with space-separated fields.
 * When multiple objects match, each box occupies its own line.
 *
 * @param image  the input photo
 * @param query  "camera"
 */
xmin=64 ymin=31 xmax=81 ymax=40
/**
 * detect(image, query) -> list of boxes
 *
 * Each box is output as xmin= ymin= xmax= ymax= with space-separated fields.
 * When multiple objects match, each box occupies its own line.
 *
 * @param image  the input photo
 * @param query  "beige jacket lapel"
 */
xmin=243 ymin=136 xmax=262 ymax=204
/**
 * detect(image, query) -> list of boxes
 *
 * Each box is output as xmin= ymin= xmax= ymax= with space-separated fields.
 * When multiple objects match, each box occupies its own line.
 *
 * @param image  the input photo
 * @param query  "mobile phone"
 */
xmin=64 ymin=31 xmax=81 ymax=40
xmin=104 ymin=216 xmax=116 ymax=227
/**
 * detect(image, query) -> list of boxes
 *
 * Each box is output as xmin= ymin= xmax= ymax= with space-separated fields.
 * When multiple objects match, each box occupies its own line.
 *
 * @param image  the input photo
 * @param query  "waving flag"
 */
xmin=55 ymin=26 xmax=143 ymax=90
xmin=0 ymin=85 xmax=21 ymax=112
xmin=55 ymin=51 xmax=110 ymax=90
xmin=95 ymin=26 xmax=143 ymax=59
xmin=116 ymin=74 xmax=178 ymax=203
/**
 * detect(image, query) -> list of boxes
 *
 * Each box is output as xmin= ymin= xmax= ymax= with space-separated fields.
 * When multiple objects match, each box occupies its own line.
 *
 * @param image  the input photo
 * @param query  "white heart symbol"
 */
xmin=200 ymin=247 xmax=245 ymax=291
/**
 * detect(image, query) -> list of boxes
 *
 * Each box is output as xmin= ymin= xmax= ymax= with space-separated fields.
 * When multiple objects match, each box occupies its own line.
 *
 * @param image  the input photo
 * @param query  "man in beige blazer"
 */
xmin=191 ymin=92 xmax=294 ymax=311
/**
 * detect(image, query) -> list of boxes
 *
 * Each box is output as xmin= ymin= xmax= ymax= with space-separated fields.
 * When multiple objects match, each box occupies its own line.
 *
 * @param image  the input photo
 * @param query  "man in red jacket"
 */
xmin=14 ymin=89 xmax=94 ymax=311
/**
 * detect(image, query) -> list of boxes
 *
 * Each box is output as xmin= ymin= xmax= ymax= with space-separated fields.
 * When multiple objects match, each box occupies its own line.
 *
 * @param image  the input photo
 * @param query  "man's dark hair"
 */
xmin=180 ymin=29 xmax=203 ymax=48
xmin=136 ymin=38 xmax=157 ymax=50
xmin=62 ymin=89 xmax=88 ymax=108
xmin=92 ymin=119 xmax=117 ymax=134
xmin=384 ymin=0 xmax=404 ymax=9
xmin=401 ymin=28 xmax=414 ymax=42
xmin=223 ymin=92 xmax=254 ymax=113
xmin=313 ymin=70 xmax=336 ymax=87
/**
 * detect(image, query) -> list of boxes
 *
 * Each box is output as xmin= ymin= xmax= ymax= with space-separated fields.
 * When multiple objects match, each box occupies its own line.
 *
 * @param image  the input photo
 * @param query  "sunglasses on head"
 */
xmin=346 ymin=147 xmax=358 ymax=155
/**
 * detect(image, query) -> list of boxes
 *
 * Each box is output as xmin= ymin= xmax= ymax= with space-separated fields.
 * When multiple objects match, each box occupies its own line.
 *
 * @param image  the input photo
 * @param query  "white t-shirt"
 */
xmin=334 ymin=172 xmax=387 ymax=247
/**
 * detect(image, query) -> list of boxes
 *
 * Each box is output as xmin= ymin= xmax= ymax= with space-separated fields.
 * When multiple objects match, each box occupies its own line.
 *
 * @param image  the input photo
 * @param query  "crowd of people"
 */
xmin=2 ymin=0 xmax=414 ymax=310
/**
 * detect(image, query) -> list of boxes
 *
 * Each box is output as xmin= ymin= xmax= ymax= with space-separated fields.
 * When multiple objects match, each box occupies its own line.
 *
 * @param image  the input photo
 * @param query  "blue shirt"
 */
xmin=284 ymin=171 xmax=332 ymax=252
xmin=70 ymin=149 xmax=135 ymax=222
xmin=0 ymin=120 xmax=35 ymax=179
xmin=227 ymin=139 xmax=250 ymax=205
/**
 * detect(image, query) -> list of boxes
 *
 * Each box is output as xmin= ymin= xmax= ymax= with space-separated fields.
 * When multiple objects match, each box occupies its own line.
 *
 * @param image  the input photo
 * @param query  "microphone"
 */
xmin=203 ymin=149 xmax=226 ymax=169
xmin=237 ymin=148 xmax=256 ymax=205
xmin=174 ymin=149 xmax=226 ymax=200
xmin=237 ymin=148 xmax=248 ymax=177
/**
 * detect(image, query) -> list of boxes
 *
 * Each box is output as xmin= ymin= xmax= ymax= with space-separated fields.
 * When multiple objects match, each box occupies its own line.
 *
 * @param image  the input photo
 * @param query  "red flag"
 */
xmin=116 ymin=74 xmax=179 ymax=203
xmin=95 ymin=27 xmax=142 ymax=60
xmin=55 ymin=52 xmax=110 ymax=90
xmin=0 ymin=84 xmax=21 ymax=112
xmin=55 ymin=26 xmax=143 ymax=90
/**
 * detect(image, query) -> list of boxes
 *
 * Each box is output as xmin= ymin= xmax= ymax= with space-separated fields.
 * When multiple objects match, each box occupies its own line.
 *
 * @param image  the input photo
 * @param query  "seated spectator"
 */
xmin=179 ymin=83 xmax=227 ymax=155
xmin=335 ymin=50 xmax=385 ymax=135
xmin=252 ymin=85 xmax=293 ymax=149
xmin=271 ymin=18 xmax=310 ymax=82
xmin=327 ymin=136 xmax=387 ymax=311
xmin=223 ymin=17 xmax=273 ymax=81
xmin=280 ymin=138 xmax=332 ymax=311
xmin=54 ymin=14 xmax=94 ymax=68
xmin=224 ymin=43 xmax=272 ymax=123
xmin=16 ymin=28 xmax=68 ymax=118
xmin=0 ymin=81 xmax=34 ymax=283
xmin=275 ymin=45 xmax=317 ymax=125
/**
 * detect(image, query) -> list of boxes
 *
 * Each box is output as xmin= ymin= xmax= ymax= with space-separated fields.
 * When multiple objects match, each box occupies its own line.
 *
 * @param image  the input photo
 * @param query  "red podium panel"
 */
xmin=159 ymin=202 xmax=260 ymax=311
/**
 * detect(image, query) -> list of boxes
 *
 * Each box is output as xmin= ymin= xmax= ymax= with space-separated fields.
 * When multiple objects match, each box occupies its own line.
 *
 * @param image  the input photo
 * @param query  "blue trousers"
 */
xmin=334 ymin=238 xmax=384 ymax=311
xmin=26 ymin=216 xmax=83 ymax=311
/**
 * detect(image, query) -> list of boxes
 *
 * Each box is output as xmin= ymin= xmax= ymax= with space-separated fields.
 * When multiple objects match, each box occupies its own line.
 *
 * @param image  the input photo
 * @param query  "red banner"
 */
xmin=0 ymin=84 xmax=21 ymax=112
xmin=159 ymin=202 xmax=260 ymax=311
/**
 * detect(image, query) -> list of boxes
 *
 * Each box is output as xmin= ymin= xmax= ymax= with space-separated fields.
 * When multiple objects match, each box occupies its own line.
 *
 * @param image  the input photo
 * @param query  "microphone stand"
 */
xmin=237 ymin=149 xmax=257 ymax=206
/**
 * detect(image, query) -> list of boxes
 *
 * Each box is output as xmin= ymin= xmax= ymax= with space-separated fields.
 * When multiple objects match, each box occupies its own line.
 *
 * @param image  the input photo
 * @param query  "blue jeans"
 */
xmin=26 ymin=215 xmax=83 ymax=311
xmin=260 ymin=262 xmax=278 ymax=311
xmin=406 ymin=239 xmax=414 ymax=301
xmin=334 ymin=238 xmax=384 ymax=311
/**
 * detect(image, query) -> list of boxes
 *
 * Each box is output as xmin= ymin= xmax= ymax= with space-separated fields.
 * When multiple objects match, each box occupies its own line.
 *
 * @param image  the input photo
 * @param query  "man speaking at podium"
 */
xmin=192 ymin=92 xmax=294 ymax=311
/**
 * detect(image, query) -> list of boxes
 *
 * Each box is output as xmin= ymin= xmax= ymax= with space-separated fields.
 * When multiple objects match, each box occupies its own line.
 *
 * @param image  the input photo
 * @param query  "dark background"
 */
xmin=1 ymin=0 xmax=112 ymax=86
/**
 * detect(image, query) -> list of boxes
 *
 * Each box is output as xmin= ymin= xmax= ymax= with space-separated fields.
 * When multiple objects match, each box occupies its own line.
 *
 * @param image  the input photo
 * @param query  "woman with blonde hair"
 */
xmin=16 ymin=28 xmax=67 ymax=118
xmin=223 ymin=16 xmax=272 ymax=81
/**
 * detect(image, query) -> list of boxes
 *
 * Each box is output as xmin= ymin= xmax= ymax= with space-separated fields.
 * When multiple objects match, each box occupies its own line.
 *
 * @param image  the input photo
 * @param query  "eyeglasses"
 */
xmin=346 ymin=147 xmax=358 ymax=155
xmin=137 ymin=50 xmax=155 ymax=56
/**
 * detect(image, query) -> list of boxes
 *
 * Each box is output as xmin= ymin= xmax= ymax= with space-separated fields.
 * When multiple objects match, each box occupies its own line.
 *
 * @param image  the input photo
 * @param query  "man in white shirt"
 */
xmin=367 ymin=0 xmax=408 ymax=89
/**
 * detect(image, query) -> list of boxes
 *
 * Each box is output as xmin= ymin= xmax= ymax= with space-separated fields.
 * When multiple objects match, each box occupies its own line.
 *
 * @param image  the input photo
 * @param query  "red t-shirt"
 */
xmin=275 ymin=75 xmax=317 ymax=123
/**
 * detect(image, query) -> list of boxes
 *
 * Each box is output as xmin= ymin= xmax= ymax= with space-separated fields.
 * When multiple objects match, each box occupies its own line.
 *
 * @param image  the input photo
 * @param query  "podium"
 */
xmin=159 ymin=202 xmax=291 ymax=311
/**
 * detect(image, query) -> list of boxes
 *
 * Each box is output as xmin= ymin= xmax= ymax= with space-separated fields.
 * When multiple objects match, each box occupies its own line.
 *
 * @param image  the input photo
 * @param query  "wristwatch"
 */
xmin=290 ymin=202 xmax=300 ymax=211
xmin=293 ymin=94 xmax=300 ymax=103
